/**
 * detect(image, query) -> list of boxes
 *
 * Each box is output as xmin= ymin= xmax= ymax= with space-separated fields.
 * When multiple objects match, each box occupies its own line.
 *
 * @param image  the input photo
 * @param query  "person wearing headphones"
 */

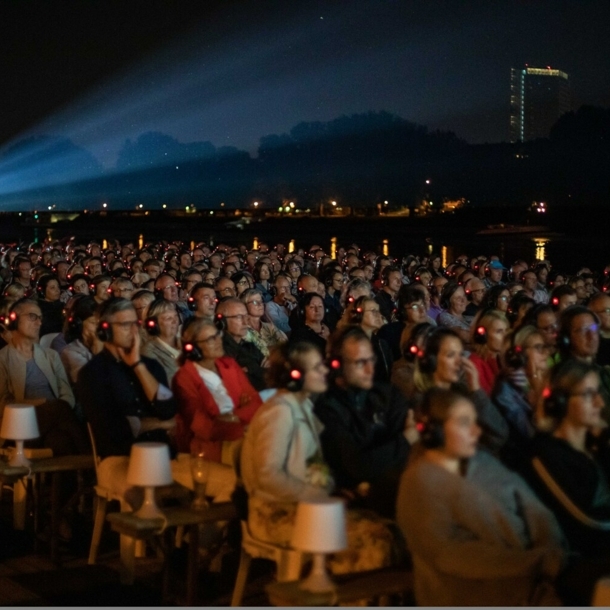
xmin=90 ymin=274 xmax=112 ymax=306
xmin=549 ymin=284 xmax=578 ymax=313
xmin=437 ymin=282 xmax=471 ymax=344
xmin=482 ymin=260 xmax=506 ymax=290
xmin=217 ymin=297 xmax=267 ymax=391
xmin=349 ymin=295 xmax=393 ymax=383
xmin=589 ymin=292 xmax=610 ymax=366
xmin=11 ymin=256 xmax=33 ymax=294
xmin=154 ymin=272 xmax=192 ymax=323
xmin=68 ymin=273 xmax=90 ymax=297
xmin=76 ymin=297 xmax=196 ymax=515
xmin=0 ymin=298 xmax=88 ymax=456
xmin=172 ymin=317 xmax=261 ymax=462
xmin=187 ymin=282 xmax=218 ymax=321
xmin=141 ymin=299 xmax=181 ymax=385
xmin=314 ymin=326 xmax=417 ymax=518
xmin=288 ymin=292 xmax=329 ymax=353
xmin=396 ymin=387 xmax=566 ymax=607
xmin=60 ymin=296 xmax=103 ymax=385
xmin=264 ymin=273 xmax=297 ymax=336
xmin=524 ymin=361 xmax=610 ymax=604
xmin=36 ymin=274 xmax=64 ymax=337
xmin=463 ymin=277 xmax=486 ymax=319
xmin=468 ymin=309 xmax=509 ymax=396
xmin=492 ymin=325 xmax=551 ymax=470
xmin=374 ymin=265 xmax=402 ymax=323
xmin=413 ymin=327 xmax=509 ymax=454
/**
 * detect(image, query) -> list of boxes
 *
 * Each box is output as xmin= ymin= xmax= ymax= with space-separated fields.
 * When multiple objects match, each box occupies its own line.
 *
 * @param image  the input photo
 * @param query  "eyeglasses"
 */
xmin=160 ymin=284 xmax=176 ymax=292
xmin=525 ymin=343 xmax=548 ymax=353
xmin=363 ymin=308 xmax=381 ymax=315
xmin=409 ymin=303 xmax=426 ymax=311
xmin=219 ymin=287 xmax=235 ymax=294
xmin=196 ymin=330 xmax=223 ymax=345
xmin=344 ymin=355 xmax=377 ymax=368
xmin=114 ymin=288 xmax=133 ymax=295
xmin=246 ymin=300 xmax=263 ymax=307
xmin=498 ymin=295 xmax=509 ymax=301
xmin=236 ymin=279 xmax=249 ymax=286
xmin=110 ymin=320 xmax=139 ymax=329
xmin=23 ymin=312 xmax=43 ymax=322
xmin=593 ymin=308 xmax=610 ymax=315
xmin=570 ymin=389 xmax=602 ymax=400
xmin=572 ymin=324 xmax=599 ymax=335
xmin=223 ymin=314 xmax=246 ymax=320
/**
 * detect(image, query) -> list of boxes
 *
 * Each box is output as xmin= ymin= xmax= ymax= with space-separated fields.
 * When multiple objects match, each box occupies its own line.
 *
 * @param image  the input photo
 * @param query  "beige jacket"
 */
xmin=241 ymin=391 xmax=330 ymax=503
xmin=0 ymin=343 xmax=75 ymax=418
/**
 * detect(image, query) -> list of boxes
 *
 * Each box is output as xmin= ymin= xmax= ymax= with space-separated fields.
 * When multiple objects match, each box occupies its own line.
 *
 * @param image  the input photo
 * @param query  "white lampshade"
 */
xmin=126 ymin=442 xmax=173 ymax=487
xmin=1 ymin=405 xmax=39 ymax=441
xmin=291 ymin=498 xmax=347 ymax=553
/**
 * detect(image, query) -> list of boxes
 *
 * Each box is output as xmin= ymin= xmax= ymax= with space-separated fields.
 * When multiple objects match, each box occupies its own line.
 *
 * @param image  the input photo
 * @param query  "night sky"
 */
xmin=1 ymin=0 xmax=609 ymax=167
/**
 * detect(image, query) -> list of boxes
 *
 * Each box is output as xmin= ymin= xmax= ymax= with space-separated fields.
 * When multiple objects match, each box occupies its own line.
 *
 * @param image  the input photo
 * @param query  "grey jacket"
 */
xmin=396 ymin=450 xmax=567 ymax=606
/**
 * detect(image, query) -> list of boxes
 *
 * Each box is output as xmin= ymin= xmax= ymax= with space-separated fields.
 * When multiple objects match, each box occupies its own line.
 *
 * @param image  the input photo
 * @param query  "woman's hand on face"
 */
xmin=461 ymin=358 xmax=480 ymax=392
xmin=117 ymin=324 xmax=141 ymax=367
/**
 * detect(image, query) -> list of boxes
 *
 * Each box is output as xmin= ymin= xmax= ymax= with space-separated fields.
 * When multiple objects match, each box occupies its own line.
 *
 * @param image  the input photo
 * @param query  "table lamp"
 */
xmin=126 ymin=442 xmax=173 ymax=520
xmin=291 ymin=498 xmax=347 ymax=593
xmin=0 ymin=404 xmax=40 ymax=467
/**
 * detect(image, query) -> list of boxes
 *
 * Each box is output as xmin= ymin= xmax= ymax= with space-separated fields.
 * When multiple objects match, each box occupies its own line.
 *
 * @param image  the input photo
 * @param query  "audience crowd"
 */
xmin=2 ymin=236 xmax=610 ymax=604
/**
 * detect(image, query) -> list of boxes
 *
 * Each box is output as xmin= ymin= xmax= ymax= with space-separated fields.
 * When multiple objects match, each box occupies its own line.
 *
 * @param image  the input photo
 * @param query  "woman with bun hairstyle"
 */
xmin=396 ymin=387 xmax=566 ymax=606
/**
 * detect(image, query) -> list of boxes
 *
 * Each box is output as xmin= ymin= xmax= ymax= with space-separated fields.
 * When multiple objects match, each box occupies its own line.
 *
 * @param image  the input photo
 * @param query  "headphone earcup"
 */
xmin=215 ymin=314 xmax=227 ymax=331
xmin=418 ymin=351 xmax=437 ymax=375
xmin=182 ymin=341 xmax=203 ymax=361
xmin=144 ymin=316 xmax=160 ymax=336
xmin=544 ymin=390 xmax=569 ymax=420
xmin=286 ymin=368 xmax=304 ymax=392
xmin=96 ymin=320 xmax=112 ymax=342
xmin=68 ymin=316 xmax=83 ymax=338
xmin=7 ymin=311 xmax=19 ymax=331
xmin=474 ymin=326 xmax=487 ymax=345
xmin=419 ymin=417 xmax=444 ymax=449
xmin=505 ymin=345 xmax=526 ymax=369
xmin=350 ymin=307 xmax=364 ymax=325
xmin=187 ymin=296 xmax=196 ymax=311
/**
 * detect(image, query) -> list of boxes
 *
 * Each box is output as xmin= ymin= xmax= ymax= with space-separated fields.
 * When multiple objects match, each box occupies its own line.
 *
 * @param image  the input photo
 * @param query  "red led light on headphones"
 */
xmin=330 ymin=359 xmax=341 ymax=369
xmin=416 ymin=422 xmax=425 ymax=433
xmin=476 ymin=326 xmax=485 ymax=335
xmin=409 ymin=345 xmax=418 ymax=354
xmin=290 ymin=370 xmax=302 ymax=380
xmin=184 ymin=343 xmax=193 ymax=352
xmin=542 ymin=387 xmax=552 ymax=399
xmin=147 ymin=320 xmax=155 ymax=327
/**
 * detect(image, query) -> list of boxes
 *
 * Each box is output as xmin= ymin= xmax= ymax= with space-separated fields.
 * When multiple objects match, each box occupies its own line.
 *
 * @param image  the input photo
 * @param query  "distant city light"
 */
xmin=162 ymin=204 xmax=167 ymax=209
xmin=331 ymin=200 xmax=337 ymax=206
xmin=289 ymin=201 xmax=295 ymax=208
xmin=253 ymin=201 xmax=259 ymax=208
xmin=138 ymin=204 xmax=143 ymax=209
xmin=102 ymin=202 xmax=107 ymax=208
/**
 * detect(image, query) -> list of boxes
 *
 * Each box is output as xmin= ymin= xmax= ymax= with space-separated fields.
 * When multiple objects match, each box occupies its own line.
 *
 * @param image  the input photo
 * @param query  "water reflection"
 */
xmin=534 ymin=238 xmax=549 ymax=262
xmin=289 ymin=239 xmax=295 ymax=253
xmin=441 ymin=246 xmax=448 ymax=269
xmin=138 ymin=234 xmax=144 ymax=250
xmin=330 ymin=237 xmax=337 ymax=260
xmin=382 ymin=239 xmax=389 ymax=256
xmin=252 ymin=237 xmax=259 ymax=250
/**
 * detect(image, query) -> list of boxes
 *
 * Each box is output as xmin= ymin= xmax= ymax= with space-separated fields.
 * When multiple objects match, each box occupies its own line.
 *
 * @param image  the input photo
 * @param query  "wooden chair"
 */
xmin=87 ymin=423 xmax=127 ymax=565
xmin=229 ymin=439 xmax=305 ymax=606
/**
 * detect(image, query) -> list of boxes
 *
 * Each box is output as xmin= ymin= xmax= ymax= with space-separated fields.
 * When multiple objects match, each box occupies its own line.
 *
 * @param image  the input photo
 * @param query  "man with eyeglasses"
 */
xmin=0 ymin=298 xmax=88 ymax=456
xmin=110 ymin=277 xmax=134 ymax=300
xmin=217 ymin=298 xmax=266 ymax=391
xmin=314 ymin=326 xmax=416 ymax=518
xmin=464 ymin=277 xmax=486 ymax=319
xmin=214 ymin=276 xmax=236 ymax=300
xmin=589 ymin=293 xmax=610 ymax=366
xmin=557 ymin=305 xmax=610 ymax=421
xmin=154 ymin=273 xmax=192 ymax=323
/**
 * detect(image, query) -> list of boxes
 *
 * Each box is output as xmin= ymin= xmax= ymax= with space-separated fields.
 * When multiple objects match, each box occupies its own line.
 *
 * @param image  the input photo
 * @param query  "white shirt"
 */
xmin=194 ymin=363 xmax=235 ymax=415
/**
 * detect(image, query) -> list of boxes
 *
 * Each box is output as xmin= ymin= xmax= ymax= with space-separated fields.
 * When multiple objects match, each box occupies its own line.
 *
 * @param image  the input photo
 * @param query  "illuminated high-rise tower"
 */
xmin=510 ymin=66 xmax=571 ymax=142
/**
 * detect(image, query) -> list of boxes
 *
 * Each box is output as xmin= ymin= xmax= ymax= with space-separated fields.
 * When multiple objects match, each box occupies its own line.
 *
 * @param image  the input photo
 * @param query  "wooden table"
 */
xmin=266 ymin=567 xmax=414 ymax=606
xmin=107 ymin=502 xmax=236 ymax=605
xmin=0 ymin=454 xmax=94 ymax=562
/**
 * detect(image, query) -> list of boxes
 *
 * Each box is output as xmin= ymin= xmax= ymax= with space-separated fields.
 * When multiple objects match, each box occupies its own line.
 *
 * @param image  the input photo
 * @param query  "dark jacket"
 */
xmin=374 ymin=290 xmax=397 ymax=324
xmin=371 ymin=333 xmax=393 ymax=384
xmin=314 ymin=382 xmax=410 ymax=517
xmin=222 ymin=332 xmax=266 ymax=391
xmin=524 ymin=432 xmax=610 ymax=558
xmin=38 ymin=299 xmax=64 ymax=337
xmin=288 ymin=323 xmax=327 ymax=353
xmin=78 ymin=348 xmax=177 ymax=458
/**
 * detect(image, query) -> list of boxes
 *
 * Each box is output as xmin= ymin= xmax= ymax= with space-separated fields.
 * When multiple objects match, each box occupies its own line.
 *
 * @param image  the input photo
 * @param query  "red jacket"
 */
xmin=172 ymin=357 xmax=262 ymax=461
xmin=468 ymin=352 xmax=500 ymax=397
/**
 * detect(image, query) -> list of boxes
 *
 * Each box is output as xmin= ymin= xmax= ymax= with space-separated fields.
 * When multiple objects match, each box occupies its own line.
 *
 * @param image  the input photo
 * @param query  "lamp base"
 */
xmin=299 ymin=553 xmax=336 ymax=593
xmin=7 ymin=441 xmax=31 ymax=468
xmin=133 ymin=486 xmax=165 ymax=520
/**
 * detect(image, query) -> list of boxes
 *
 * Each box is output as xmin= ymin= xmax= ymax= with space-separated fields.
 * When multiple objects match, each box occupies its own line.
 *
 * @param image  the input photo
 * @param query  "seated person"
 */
xmin=36 ymin=274 xmax=65 ymax=338
xmin=60 ymin=295 xmax=104 ymax=385
xmin=468 ymin=309 xmax=509 ymax=396
xmin=288 ymin=292 xmax=330 ymax=353
xmin=217 ymin=297 xmax=267 ymax=391
xmin=314 ymin=327 xmax=416 ymax=518
xmin=172 ymin=317 xmax=261 ymax=462
xmin=141 ymin=299 xmax=181 ymax=385
xmin=241 ymin=341 xmax=403 ymax=574
xmin=396 ymin=387 xmax=567 ymax=607
xmin=0 ymin=298 xmax=89 ymax=456
xmin=240 ymin=288 xmax=287 ymax=357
